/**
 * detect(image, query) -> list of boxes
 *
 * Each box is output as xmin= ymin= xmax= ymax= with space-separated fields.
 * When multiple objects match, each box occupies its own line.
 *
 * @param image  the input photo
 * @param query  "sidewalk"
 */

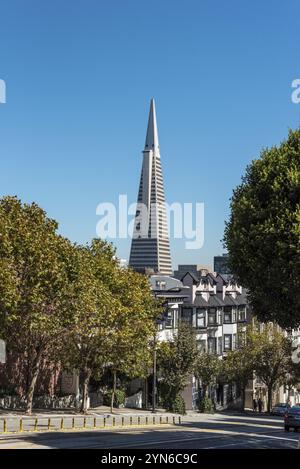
xmin=0 ymin=405 xmax=171 ymax=417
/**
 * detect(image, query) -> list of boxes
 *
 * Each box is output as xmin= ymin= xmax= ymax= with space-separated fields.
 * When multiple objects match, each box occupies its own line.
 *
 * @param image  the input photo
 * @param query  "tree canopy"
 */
xmin=224 ymin=128 xmax=300 ymax=328
xmin=0 ymin=197 xmax=158 ymax=414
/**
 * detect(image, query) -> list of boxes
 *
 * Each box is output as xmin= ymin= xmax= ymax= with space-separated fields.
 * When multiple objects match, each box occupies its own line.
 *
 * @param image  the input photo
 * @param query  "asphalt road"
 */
xmin=0 ymin=413 xmax=299 ymax=449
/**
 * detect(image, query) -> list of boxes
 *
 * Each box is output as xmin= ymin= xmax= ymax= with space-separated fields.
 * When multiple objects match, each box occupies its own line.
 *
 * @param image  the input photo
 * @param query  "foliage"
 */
xmin=224 ymin=323 xmax=299 ymax=412
xmin=61 ymin=239 xmax=157 ymax=413
xmin=250 ymin=323 xmax=296 ymax=412
xmin=157 ymin=322 xmax=198 ymax=412
xmin=198 ymin=396 xmax=215 ymax=414
xmin=194 ymin=352 xmax=222 ymax=398
xmin=224 ymin=128 xmax=300 ymax=328
xmin=0 ymin=196 xmax=74 ymax=413
xmin=0 ymin=197 xmax=158 ymax=414
xmin=223 ymin=327 xmax=256 ymax=409
xmin=103 ymin=388 xmax=126 ymax=408
xmin=171 ymin=394 xmax=186 ymax=415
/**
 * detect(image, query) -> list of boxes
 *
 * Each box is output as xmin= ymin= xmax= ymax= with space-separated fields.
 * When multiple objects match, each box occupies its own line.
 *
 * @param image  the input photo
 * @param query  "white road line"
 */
xmin=108 ymin=429 xmax=299 ymax=448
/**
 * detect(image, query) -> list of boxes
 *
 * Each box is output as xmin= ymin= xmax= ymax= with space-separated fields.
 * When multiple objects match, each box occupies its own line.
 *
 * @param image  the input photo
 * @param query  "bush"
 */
xmin=161 ymin=392 xmax=186 ymax=415
xmin=103 ymin=389 xmax=125 ymax=408
xmin=172 ymin=394 xmax=186 ymax=415
xmin=198 ymin=397 xmax=215 ymax=413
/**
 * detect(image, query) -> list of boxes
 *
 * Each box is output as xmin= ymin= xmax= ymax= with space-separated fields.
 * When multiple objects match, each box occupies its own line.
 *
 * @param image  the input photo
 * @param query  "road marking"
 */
xmin=107 ymin=428 xmax=299 ymax=448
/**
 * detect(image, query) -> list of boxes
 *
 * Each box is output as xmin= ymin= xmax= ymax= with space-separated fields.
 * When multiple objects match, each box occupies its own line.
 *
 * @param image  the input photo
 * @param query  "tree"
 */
xmin=223 ymin=338 xmax=255 ymax=410
xmin=102 ymin=267 xmax=157 ymax=413
xmin=224 ymin=128 xmax=300 ymax=328
xmin=61 ymin=241 xmax=118 ymax=413
xmin=157 ymin=322 xmax=198 ymax=413
xmin=63 ymin=241 xmax=157 ymax=414
xmin=0 ymin=197 xmax=73 ymax=414
xmin=251 ymin=324 xmax=295 ymax=412
xmin=194 ymin=352 xmax=222 ymax=401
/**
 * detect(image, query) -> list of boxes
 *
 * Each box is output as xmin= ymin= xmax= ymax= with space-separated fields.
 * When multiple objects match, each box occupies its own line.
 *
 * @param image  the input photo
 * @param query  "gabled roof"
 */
xmin=181 ymin=271 xmax=199 ymax=284
xmin=194 ymin=293 xmax=225 ymax=307
xmin=223 ymin=294 xmax=238 ymax=306
xmin=234 ymin=291 xmax=248 ymax=306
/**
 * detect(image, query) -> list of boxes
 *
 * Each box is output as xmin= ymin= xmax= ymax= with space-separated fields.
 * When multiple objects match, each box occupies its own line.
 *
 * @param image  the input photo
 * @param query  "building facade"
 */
xmin=153 ymin=265 xmax=250 ymax=410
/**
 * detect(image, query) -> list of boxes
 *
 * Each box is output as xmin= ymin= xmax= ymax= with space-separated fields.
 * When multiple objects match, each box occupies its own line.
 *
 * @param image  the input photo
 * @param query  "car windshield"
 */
xmin=275 ymin=403 xmax=287 ymax=407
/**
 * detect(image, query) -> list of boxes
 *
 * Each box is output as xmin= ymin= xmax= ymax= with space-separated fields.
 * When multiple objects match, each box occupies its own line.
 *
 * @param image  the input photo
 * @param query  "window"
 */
xmin=208 ymin=337 xmax=217 ymax=354
xmin=232 ymin=308 xmax=237 ymax=323
xmin=155 ymin=281 xmax=166 ymax=290
xmin=181 ymin=307 xmax=192 ymax=325
xmin=224 ymin=334 xmax=232 ymax=351
xmin=224 ymin=306 xmax=232 ymax=323
xmin=208 ymin=308 xmax=217 ymax=325
xmin=218 ymin=309 xmax=222 ymax=325
xmin=233 ymin=334 xmax=237 ymax=350
xmin=196 ymin=308 xmax=206 ymax=328
xmin=218 ymin=336 xmax=223 ymax=355
xmin=165 ymin=310 xmax=173 ymax=328
xmin=238 ymin=307 xmax=246 ymax=322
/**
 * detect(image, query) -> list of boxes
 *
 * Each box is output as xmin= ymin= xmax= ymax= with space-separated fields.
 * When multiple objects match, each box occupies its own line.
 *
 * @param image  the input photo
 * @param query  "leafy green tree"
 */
xmin=251 ymin=324 xmax=295 ymax=412
xmin=103 ymin=267 xmax=157 ymax=413
xmin=224 ymin=128 xmax=300 ymax=328
xmin=63 ymin=241 xmax=157 ymax=414
xmin=0 ymin=197 xmax=73 ymax=414
xmin=223 ymin=342 xmax=255 ymax=410
xmin=60 ymin=242 xmax=118 ymax=413
xmin=157 ymin=322 xmax=198 ymax=414
xmin=194 ymin=352 xmax=222 ymax=402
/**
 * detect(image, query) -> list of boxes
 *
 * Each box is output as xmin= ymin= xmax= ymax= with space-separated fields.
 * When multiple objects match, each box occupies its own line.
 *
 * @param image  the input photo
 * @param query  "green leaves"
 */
xmin=158 ymin=323 xmax=198 ymax=399
xmin=0 ymin=196 xmax=158 ymax=411
xmin=224 ymin=128 xmax=300 ymax=328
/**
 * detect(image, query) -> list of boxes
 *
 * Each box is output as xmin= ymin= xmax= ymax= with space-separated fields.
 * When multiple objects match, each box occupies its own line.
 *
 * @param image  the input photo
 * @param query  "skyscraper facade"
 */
xmin=129 ymin=99 xmax=172 ymax=275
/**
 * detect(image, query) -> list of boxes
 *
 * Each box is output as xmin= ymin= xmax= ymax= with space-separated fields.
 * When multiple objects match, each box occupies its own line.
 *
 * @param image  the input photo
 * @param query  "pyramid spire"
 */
xmin=144 ymin=98 xmax=159 ymax=153
xmin=129 ymin=99 xmax=172 ymax=275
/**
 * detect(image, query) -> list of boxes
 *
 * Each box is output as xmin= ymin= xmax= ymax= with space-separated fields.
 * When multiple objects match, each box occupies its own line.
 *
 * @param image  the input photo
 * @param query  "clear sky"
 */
xmin=1 ymin=0 xmax=300 ymax=269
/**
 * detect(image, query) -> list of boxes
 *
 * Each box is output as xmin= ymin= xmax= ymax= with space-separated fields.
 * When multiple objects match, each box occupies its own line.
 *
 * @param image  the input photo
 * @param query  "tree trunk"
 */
xmin=241 ymin=386 xmax=246 ymax=411
xmin=202 ymin=385 xmax=207 ymax=399
xmin=25 ymin=353 xmax=42 ymax=415
xmin=267 ymin=386 xmax=273 ymax=413
xmin=80 ymin=368 xmax=91 ymax=414
xmin=110 ymin=370 xmax=117 ymax=414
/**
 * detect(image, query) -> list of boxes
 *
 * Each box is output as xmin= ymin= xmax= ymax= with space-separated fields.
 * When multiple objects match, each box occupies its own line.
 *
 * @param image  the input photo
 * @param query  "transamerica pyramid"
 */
xmin=129 ymin=99 xmax=172 ymax=275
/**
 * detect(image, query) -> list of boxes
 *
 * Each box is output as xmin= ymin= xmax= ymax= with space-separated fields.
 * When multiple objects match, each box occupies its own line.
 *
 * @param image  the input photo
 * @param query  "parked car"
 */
xmin=271 ymin=402 xmax=290 ymax=416
xmin=284 ymin=405 xmax=300 ymax=431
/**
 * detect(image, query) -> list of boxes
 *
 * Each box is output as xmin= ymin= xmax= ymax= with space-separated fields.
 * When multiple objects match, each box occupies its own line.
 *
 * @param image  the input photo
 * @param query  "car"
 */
xmin=271 ymin=402 xmax=290 ymax=416
xmin=284 ymin=405 xmax=300 ymax=432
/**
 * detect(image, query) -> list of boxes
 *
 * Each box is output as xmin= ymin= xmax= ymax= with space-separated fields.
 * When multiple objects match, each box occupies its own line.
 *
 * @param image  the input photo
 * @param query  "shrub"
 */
xmin=172 ymin=394 xmax=186 ymax=415
xmin=198 ymin=397 xmax=215 ymax=413
xmin=161 ymin=392 xmax=186 ymax=415
xmin=103 ymin=389 xmax=125 ymax=408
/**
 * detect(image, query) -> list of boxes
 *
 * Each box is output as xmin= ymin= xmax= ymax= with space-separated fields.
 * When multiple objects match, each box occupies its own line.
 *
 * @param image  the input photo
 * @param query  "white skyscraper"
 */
xmin=129 ymin=99 xmax=172 ymax=275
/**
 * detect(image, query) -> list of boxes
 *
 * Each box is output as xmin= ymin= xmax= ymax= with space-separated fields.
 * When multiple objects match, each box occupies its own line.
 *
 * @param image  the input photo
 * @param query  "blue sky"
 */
xmin=0 ymin=0 xmax=299 ymax=269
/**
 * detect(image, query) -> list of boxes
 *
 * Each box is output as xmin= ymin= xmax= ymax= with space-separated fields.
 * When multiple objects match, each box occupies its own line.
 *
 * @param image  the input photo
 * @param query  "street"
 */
xmin=0 ymin=412 xmax=299 ymax=449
